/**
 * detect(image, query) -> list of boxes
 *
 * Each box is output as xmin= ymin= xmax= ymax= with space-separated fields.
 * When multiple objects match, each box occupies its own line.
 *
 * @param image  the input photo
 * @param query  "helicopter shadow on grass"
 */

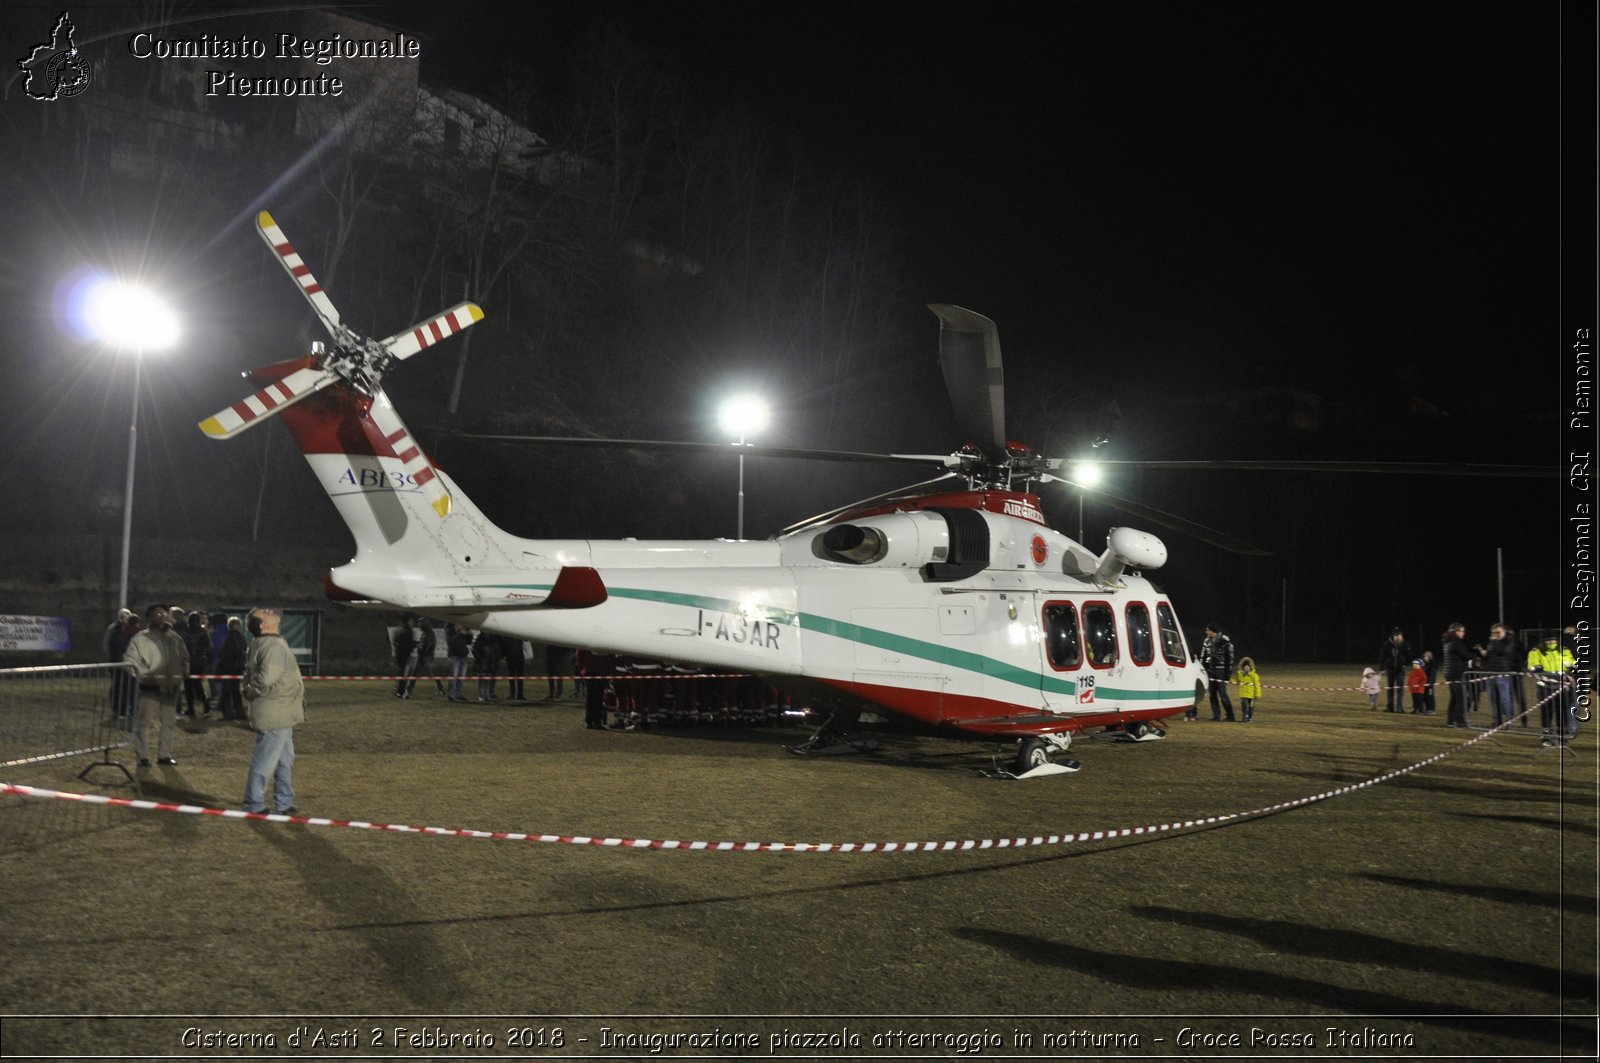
xmin=1445 ymin=809 xmax=1596 ymax=833
xmin=1129 ymin=904 xmax=1585 ymax=997
xmin=951 ymin=927 xmax=1595 ymax=1049
xmin=1357 ymin=872 xmax=1596 ymax=913
xmin=1252 ymin=766 xmax=1572 ymax=805
xmin=318 ymin=823 xmax=1212 ymax=934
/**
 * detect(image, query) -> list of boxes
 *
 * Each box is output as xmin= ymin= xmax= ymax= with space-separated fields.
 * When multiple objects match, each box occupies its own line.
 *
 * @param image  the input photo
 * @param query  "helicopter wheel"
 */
xmin=1015 ymin=736 xmax=1052 ymax=774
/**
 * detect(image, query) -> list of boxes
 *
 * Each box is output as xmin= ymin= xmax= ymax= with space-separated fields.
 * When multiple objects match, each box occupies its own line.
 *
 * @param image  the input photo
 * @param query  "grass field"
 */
xmin=1 ymin=664 xmax=1595 ymax=1059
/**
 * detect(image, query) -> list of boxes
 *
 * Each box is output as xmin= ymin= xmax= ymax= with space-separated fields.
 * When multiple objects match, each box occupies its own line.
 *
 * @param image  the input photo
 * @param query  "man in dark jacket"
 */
xmin=216 ymin=616 xmax=248 ymax=721
xmin=502 ymin=635 xmax=526 ymax=701
xmin=103 ymin=608 xmax=139 ymax=718
xmin=1440 ymin=622 xmax=1475 ymax=728
xmin=405 ymin=617 xmax=443 ymax=698
xmin=1482 ymin=623 xmax=1520 ymax=728
xmin=1201 ymin=623 xmax=1235 ymax=721
xmin=392 ymin=618 xmax=417 ymax=699
xmin=445 ymin=623 xmax=472 ymax=702
xmin=182 ymin=611 xmax=214 ymax=718
xmin=1377 ymin=629 xmax=1412 ymax=713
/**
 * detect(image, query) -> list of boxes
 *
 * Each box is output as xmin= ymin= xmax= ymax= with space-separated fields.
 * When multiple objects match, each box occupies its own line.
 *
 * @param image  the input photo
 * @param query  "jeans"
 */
xmin=1487 ymin=675 xmax=1516 ymax=727
xmin=448 ymin=656 xmax=468 ymax=699
xmin=405 ymin=655 xmax=441 ymax=696
xmin=243 ymin=726 xmax=295 ymax=812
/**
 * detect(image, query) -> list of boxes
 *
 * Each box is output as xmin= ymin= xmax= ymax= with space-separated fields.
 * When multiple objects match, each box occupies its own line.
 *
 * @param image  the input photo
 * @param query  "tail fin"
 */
xmin=257 ymin=362 xmax=512 ymax=592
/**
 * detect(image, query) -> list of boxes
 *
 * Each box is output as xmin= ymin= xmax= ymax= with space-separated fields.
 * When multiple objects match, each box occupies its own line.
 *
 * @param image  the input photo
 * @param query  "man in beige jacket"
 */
xmin=241 ymin=607 xmax=306 ymax=814
xmin=123 ymin=604 xmax=188 ymax=768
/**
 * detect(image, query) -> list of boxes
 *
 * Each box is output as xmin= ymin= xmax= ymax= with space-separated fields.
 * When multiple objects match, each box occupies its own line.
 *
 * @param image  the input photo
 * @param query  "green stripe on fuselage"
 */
xmin=601 ymin=585 xmax=1173 ymax=702
xmin=444 ymin=582 xmax=1178 ymax=702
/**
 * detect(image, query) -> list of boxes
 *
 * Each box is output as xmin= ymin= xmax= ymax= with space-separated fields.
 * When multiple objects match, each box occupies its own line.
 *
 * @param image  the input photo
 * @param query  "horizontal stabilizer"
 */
xmin=321 ymin=567 xmax=608 ymax=613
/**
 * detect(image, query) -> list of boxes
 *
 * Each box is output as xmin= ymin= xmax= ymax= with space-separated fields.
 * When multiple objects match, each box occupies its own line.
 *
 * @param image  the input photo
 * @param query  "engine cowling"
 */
xmin=812 ymin=509 xmax=991 ymax=582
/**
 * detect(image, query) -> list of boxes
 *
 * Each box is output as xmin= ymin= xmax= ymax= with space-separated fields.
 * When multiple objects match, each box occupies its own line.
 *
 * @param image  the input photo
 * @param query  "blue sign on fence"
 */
xmin=0 ymin=615 xmax=72 ymax=652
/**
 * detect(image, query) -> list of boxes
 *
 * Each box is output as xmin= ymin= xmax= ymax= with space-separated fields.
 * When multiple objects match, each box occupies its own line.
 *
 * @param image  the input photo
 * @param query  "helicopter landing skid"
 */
xmin=984 ymin=759 xmax=1083 ymax=779
xmin=786 ymin=708 xmax=879 ymax=757
xmin=784 ymin=734 xmax=880 ymax=757
xmin=1103 ymin=723 xmax=1167 ymax=743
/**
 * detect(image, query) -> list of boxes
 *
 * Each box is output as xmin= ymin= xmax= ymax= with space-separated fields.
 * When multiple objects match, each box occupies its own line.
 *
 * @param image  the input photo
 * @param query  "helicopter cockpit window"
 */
xmin=1043 ymin=602 xmax=1081 ymax=670
xmin=1157 ymin=602 xmax=1187 ymax=665
xmin=1126 ymin=603 xmax=1154 ymax=665
xmin=1083 ymin=603 xmax=1118 ymax=667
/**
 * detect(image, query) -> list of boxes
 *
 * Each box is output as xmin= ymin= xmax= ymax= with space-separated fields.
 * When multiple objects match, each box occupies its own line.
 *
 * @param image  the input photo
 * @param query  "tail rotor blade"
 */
xmin=367 ymin=392 xmax=452 ymax=518
xmin=381 ymin=302 xmax=486 ymax=361
xmin=197 ymin=365 xmax=334 ymax=439
xmin=256 ymin=211 xmax=345 ymax=339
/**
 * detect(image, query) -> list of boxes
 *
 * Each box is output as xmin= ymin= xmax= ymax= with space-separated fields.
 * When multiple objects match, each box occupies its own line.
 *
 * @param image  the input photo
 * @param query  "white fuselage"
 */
xmin=318 ymin=459 xmax=1203 ymax=736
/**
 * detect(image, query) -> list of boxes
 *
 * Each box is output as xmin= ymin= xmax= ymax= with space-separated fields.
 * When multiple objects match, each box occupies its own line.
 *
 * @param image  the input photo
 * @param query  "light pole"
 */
xmin=82 ymin=280 xmax=181 ymax=609
xmin=717 ymin=394 xmax=770 ymax=539
xmin=1071 ymin=460 xmax=1102 ymax=544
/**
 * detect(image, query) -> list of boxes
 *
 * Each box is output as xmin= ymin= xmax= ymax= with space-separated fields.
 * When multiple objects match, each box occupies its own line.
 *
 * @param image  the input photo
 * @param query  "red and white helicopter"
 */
xmin=197 ymin=212 xmax=1251 ymax=776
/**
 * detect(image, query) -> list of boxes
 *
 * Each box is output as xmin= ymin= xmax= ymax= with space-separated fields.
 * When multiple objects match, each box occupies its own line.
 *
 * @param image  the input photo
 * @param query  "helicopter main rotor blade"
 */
xmin=928 ymin=304 xmax=1006 ymax=462
xmin=1044 ymin=475 xmax=1272 ymax=556
xmin=779 ymin=474 xmax=969 ymax=537
xmin=453 ymin=434 xmax=962 ymax=468
xmin=1073 ymin=459 xmax=1556 ymax=479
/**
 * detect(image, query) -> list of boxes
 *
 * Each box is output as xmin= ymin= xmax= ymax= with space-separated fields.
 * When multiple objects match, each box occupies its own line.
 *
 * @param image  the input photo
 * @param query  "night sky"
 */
xmin=2 ymin=1 xmax=1587 ymax=657
xmin=365 ymin=0 xmax=1577 ymax=646
xmin=394 ymin=0 xmax=1561 ymax=411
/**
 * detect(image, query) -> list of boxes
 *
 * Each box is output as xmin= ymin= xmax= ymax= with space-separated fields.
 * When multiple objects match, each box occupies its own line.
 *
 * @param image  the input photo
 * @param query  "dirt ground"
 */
xmin=1 ymin=665 xmax=1595 ymax=1060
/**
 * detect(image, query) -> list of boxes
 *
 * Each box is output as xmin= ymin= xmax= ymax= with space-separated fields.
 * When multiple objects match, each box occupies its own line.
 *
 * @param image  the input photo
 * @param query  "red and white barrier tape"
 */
xmin=0 ymin=696 xmax=1566 ymax=852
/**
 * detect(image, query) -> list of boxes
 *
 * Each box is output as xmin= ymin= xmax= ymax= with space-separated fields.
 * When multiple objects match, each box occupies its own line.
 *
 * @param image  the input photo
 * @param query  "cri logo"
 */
xmin=1030 ymin=534 xmax=1048 ymax=566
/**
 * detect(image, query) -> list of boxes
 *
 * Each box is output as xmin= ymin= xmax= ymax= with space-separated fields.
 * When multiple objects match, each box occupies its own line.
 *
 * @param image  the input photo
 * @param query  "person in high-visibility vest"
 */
xmin=1527 ymin=634 xmax=1577 ymax=746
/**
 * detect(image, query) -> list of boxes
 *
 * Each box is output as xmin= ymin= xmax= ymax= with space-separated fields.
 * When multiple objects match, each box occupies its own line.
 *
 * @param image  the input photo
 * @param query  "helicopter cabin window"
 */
xmin=1126 ymin=602 xmax=1154 ymax=665
xmin=1042 ymin=602 xmax=1081 ymax=670
xmin=1156 ymin=602 xmax=1187 ymax=665
xmin=1082 ymin=602 xmax=1118 ymax=668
